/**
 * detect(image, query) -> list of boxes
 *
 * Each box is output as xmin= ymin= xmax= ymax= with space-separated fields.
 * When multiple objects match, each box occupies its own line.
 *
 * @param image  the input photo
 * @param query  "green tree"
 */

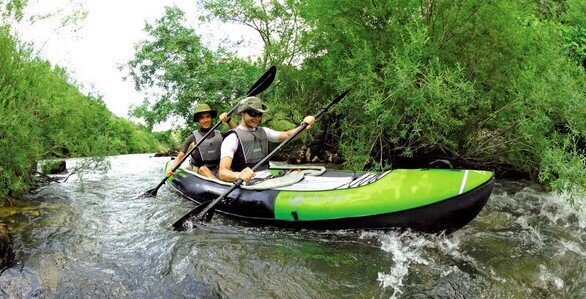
xmin=202 ymin=0 xmax=586 ymax=195
xmin=125 ymin=6 xmax=260 ymax=129
xmin=559 ymin=0 xmax=586 ymax=68
xmin=0 ymin=0 xmax=28 ymax=22
xmin=201 ymin=0 xmax=307 ymax=67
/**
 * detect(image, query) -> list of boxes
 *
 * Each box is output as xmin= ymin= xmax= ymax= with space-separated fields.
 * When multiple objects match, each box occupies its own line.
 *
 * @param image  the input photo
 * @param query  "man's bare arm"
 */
xmin=218 ymin=157 xmax=255 ymax=182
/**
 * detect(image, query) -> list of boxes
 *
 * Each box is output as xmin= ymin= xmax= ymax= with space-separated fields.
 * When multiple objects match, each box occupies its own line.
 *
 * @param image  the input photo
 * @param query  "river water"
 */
xmin=0 ymin=154 xmax=584 ymax=298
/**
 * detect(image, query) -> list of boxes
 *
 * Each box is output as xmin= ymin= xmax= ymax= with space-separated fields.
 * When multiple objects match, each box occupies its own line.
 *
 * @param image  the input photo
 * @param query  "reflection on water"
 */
xmin=0 ymin=154 xmax=584 ymax=297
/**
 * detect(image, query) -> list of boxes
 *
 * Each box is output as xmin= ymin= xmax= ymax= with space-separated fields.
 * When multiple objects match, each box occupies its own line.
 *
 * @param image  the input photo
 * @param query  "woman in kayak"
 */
xmin=218 ymin=96 xmax=315 ymax=182
xmin=167 ymin=103 xmax=237 ymax=179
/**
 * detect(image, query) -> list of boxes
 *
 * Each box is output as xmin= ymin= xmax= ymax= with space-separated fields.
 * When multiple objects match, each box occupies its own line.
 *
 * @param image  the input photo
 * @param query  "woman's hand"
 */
xmin=219 ymin=112 xmax=230 ymax=123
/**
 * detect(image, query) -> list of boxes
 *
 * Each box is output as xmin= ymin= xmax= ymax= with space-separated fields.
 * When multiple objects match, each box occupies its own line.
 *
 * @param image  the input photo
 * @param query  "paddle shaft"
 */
xmin=143 ymin=66 xmax=276 ymax=197
xmin=251 ymin=89 xmax=350 ymax=174
xmin=151 ymin=105 xmax=239 ymax=192
xmin=173 ymin=90 xmax=351 ymax=228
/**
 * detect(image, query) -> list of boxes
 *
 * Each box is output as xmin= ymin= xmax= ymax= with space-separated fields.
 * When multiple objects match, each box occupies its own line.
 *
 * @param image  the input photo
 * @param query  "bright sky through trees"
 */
xmin=14 ymin=0 xmax=259 ymax=129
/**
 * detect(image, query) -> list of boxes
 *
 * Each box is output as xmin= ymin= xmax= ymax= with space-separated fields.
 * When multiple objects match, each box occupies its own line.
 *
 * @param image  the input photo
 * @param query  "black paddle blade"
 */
xmin=171 ymin=201 xmax=211 ymax=231
xmin=139 ymin=178 xmax=167 ymax=199
xmin=332 ymin=89 xmax=351 ymax=105
xmin=141 ymin=188 xmax=158 ymax=198
xmin=246 ymin=66 xmax=276 ymax=97
xmin=313 ymin=89 xmax=351 ymax=120
xmin=203 ymin=207 xmax=215 ymax=222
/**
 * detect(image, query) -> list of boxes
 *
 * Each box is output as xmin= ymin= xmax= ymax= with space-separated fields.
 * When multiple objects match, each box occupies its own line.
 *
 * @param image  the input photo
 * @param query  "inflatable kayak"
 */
xmin=166 ymin=162 xmax=494 ymax=233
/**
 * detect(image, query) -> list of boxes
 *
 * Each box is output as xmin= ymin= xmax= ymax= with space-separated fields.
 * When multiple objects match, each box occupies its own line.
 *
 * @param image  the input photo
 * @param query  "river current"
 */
xmin=0 ymin=154 xmax=584 ymax=298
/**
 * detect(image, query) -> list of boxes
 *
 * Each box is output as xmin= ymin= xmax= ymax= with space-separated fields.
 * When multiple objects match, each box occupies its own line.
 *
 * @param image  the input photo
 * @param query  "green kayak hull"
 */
xmin=167 ymin=162 xmax=494 ymax=233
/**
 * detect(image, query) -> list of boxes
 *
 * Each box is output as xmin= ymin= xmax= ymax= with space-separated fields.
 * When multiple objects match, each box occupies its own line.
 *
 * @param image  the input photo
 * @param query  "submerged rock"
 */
xmin=0 ymin=223 xmax=14 ymax=271
xmin=153 ymin=149 xmax=179 ymax=157
xmin=275 ymin=144 xmax=344 ymax=165
xmin=40 ymin=160 xmax=67 ymax=174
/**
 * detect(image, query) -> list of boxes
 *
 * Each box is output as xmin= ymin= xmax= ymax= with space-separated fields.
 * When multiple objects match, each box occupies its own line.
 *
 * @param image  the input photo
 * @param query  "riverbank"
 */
xmin=0 ymin=222 xmax=13 ymax=272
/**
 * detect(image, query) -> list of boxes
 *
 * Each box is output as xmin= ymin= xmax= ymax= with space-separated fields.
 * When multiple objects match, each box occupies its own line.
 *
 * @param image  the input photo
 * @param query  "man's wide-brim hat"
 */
xmin=193 ymin=103 xmax=218 ymax=121
xmin=237 ymin=96 xmax=269 ymax=114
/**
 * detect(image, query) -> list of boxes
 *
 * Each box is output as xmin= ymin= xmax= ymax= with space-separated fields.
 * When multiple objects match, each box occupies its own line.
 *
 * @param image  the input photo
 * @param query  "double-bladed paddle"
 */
xmin=172 ymin=89 xmax=351 ymax=231
xmin=141 ymin=66 xmax=277 ymax=198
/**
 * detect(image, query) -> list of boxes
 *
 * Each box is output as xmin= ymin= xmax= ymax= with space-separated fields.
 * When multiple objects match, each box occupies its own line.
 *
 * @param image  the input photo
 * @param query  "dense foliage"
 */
xmin=128 ymin=1 xmax=585 ymax=197
xmin=289 ymin=0 xmax=586 ymax=193
xmin=0 ymin=27 xmax=162 ymax=201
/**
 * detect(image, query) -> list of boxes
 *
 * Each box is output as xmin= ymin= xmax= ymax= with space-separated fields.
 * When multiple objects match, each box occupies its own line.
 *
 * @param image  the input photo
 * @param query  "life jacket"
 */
xmin=189 ymin=129 xmax=223 ymax=169
xmin=230 ymin=127 xmax=269 ymax=172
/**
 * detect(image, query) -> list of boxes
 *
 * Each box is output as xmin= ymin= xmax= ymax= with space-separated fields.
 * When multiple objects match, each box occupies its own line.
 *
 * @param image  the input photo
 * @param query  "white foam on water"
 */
xmin=440 ymin=231 xmax=511 ymax=285
xmin=505 ymin=184 xmax=585 ymax=229
xmin=361 ymin=230 xmax=436 ymax=298
xmin=433 ymin=232 xmax=462 ymax=254
xmin=539 ymin=190 xmax=586 ymax=230
xmin=513 ymin=188 xmax=585 ymax=258
xmin=183 ymin=220 xmax=195 ymax=231
xmin=560 ymin=240 xmax=586 ymax=257
xmin=440 ymin=265 xmax=460 ymax=277
xmin=538 ymin=264 xmax=565 ymax=290
xmin=515 ymin=216 xmax=545 ymax=246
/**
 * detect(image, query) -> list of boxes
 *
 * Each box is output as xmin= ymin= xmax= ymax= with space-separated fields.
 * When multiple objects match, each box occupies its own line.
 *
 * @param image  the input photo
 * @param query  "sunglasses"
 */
xmin=245 ymin=110 xmax=263 ymax=118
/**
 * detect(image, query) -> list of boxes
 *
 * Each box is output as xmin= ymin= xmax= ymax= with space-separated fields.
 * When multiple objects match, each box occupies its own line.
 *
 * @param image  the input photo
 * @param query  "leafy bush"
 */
xmin=127 ymin=2 xmax=585 ymax=198
xmin=0 ymin=27 xmax=161 ymax=201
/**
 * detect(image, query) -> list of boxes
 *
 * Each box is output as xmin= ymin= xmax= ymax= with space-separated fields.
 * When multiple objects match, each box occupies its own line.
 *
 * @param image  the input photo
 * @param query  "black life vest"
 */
xmin=230 ymin=127 xmax=269 ymax=172
xmin=189 ymin=129 xmax=223 ymax=169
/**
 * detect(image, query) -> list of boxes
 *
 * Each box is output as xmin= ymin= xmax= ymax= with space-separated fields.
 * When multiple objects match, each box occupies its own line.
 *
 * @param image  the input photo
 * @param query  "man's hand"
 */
xmin=237 ymin=167 xmax=255 ymax=182
xmin=303 ymin=115 xmax=316 ymax=129
xmin=166 ymin=169 xmax=175 ymax=177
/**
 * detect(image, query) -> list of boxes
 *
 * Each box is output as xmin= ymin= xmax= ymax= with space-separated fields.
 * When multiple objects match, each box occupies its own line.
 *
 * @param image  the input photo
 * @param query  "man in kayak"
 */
xmin=167 ymin=103 xmax=237 ymax=179
xmin=218 ymin=97 xmax=315 ymax=182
